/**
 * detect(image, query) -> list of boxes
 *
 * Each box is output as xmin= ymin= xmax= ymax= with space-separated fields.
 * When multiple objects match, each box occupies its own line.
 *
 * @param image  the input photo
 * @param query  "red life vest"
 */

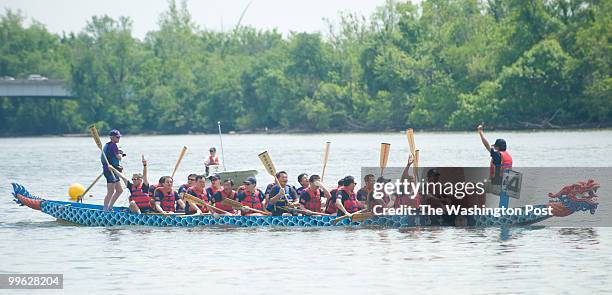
xmin=129 ymin=184 xmax=152 ymax=209
xmin=213 ymin=189 xmax=235 ymax=212
xmin=156 ymin=188 xmax=176 ymax=212
xmin=340 ymin=186 xmax=360 ymax=214
xmin=207 ymin=186 xmax=222 ymax=197
xmin=240 ymin=189 xmax=264 ymax=214
xmin=209 ymin=155 xmax=220 ymax=165
xmin=490 ymin=150 xmax=513 ymax=179
xmin=188 ymin=187 xmax=209 ymax=213
xmin=302 ymin=188 xmax=322 ymax=212
xmin=149 ymin=184 xmax=160 ymax=197
xmin=325 ymin=188 xmax=339 ymax=214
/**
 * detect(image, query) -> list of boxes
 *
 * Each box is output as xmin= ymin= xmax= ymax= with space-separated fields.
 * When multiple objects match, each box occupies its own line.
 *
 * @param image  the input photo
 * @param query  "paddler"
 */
xmin=102 ymin=129 xmax=124 ymax=211
xmin=298 ymin=175 xmax=331 ymax=213
xmin=153 ymin=176 xmax=186 ymax=214
xmin=210 ymin=178 xmax=237 ymax=215
xmin=178 ymin=174 xmax=197 ymax=198
xmin=356 ymin=174 xmax=375 ymax=205
xmin=127 ymin=155 xmax=152 ymax=214
xmin=335 ymin=176 xmax=361 ymax=216
xmin=323 ymin=179 xmax=344 ymax=215
xmin=393 ymin=155 xmax=420 ymax=208
xmin=478 ymin=124 xmax=513 ymax=184
xmin=296 ymin=173 xmax=309 ymax=195
xmin=185 ymin=175 xmax=209 ymax=215
xmin=206 ymin=173 xmax=223 ymax=197
xmin=236 ymin=177 xmax=266 ymax=216
xmin=266 ymin=171 xmax=299 ymax=216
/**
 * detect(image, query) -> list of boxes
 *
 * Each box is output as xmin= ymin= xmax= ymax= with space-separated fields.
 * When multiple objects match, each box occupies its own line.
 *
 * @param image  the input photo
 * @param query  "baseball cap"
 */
xmin=109 ymin=129 xmax=121 ymax=137
xmin=243 ymin=176 xmax=257 ymax=185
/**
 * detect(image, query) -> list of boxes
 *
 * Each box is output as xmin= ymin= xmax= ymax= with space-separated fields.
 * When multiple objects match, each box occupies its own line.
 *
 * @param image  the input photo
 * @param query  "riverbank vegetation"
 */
xmin=0 ymin=0 xmax=610 ymax=135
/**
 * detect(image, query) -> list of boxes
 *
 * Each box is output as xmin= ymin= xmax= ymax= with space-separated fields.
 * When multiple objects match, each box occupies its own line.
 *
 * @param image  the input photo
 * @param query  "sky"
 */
xmin=0 ymin=0 xmax=395 ymax=39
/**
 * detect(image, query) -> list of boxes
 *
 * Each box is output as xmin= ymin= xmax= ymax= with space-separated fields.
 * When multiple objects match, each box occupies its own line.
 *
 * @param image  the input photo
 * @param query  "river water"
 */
xmin=1 ymin=130 xmax=612 ymax=294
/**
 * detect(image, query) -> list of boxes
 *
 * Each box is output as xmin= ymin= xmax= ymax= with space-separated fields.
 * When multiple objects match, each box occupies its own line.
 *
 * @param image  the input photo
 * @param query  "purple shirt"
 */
xmin=101 ymin=142 xmax=120 ymax=171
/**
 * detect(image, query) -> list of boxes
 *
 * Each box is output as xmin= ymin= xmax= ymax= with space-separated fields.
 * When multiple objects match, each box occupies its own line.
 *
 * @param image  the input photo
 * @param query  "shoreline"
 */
xmin=1 ymin=125 xmax=611 ymax=138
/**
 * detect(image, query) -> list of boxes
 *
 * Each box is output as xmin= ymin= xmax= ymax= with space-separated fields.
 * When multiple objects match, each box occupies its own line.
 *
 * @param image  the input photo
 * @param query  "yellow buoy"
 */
xmin=68 ymin=183 xmax=86 ymax=201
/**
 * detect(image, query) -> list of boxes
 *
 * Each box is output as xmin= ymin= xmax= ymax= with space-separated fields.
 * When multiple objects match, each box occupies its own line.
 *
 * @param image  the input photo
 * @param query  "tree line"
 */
xmin=0 ymin=0 xmax=610 ymax=136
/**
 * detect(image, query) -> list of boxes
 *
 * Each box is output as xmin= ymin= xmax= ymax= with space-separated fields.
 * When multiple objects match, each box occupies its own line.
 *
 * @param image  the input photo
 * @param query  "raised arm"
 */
xmin=400 ymin=154 xmax=414 ymax=182
xmin=477 ymin=124 xmax=490 ymax=152
xmin=142 ymin=155 xmax=148 ymax=185
xmin=316 ymin=181 xmax=332 ymax=199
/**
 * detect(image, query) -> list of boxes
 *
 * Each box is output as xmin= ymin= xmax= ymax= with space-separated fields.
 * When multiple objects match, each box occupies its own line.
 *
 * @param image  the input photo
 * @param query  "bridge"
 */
xmin=0 ymin=79 xmax=74 ymax=99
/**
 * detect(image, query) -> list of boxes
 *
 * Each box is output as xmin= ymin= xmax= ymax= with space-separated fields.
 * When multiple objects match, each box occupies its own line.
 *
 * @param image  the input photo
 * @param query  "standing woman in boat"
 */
xmin=477 ymin=124 xmax=513 ymax=184
xmin=102 ymin=129 xmax=124 ymax=211
xmin=153 ymin=176 xmax=186 ymax=214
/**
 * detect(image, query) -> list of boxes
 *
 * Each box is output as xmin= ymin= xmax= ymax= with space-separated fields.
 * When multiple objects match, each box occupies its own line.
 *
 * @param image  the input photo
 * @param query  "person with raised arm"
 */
xmin=477 ymin=124 xmax=513 ymax=185
xmin=127 ymin=156 xmax=152 ymax=214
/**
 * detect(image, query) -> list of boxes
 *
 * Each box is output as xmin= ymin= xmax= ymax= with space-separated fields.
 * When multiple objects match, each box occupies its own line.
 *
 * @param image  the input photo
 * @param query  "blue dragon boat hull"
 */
xmin=11 ymin=182 xmax=599 ymax=228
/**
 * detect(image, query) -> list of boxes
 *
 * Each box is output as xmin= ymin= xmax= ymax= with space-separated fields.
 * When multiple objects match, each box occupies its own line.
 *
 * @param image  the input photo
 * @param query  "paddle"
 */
xmin=79 ymin=173 xmax=103 ymax=201
xmin=88 ymin=125 xmax=128 ymax=183
xmin=350 ymin=211 xmax=376 ymax=222
xmin=171 ymin=146 xmax=188 ymax=179
xmin=183 ymin=193 xmax=234 ymax=215
xmin=406 ymin=129 xmax=419 ymax=180
xmin=379 ymin=143 xmax=391 ymax=177
xmin=258 ymin=151 xmax=280 ymax=185
xmin=321 ymin=141 xmax=331 ymax=181
xmin=332 ymin=209 xmax=367 ymax=224
xmin=277 ymin=206 xmax=331 ymax=216
xmin=406 ymin=128 xmax=416 ymax=157
xmin=413 ymin=149 xmax=420 ymax=180
xmin=217 ymin=121 xmax=226 ymax=171
xmin=221 ymin=197 xmax=271 ymax=216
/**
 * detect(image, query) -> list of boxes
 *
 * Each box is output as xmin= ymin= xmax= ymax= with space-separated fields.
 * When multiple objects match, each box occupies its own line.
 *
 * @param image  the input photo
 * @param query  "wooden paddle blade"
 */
xmin=321 ymin=142 xmax=331 ymax=181
xmin=413 ymin=149 xmax=420 ymax=180
xmin=88 ymin=125 xmax=103 ymax=149
xmin=332 ymin=209 xmax=367 ymax=224
xmin=406 ymin=128 xmax=416 ymax=157
xmin=171 ymin=146 xmax=188 ymax=179
xmin=351 ymin=212 xmax=376 ymax=222
xmin=379 ymin=143 xmax=391 ymax=175
xmin=258 ymin=151 xmax=277 ymax=177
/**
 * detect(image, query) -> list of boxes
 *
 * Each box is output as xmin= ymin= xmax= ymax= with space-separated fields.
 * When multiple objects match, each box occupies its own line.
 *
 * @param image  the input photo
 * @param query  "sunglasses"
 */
xmin=188 ymin=178 xmax=196 ymax=181
xmin=132 ymin=178 xmax=142 ymax=181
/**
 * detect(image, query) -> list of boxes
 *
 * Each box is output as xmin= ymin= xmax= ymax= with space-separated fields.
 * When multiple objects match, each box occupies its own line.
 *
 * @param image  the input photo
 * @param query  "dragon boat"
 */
xmin=11 ymin=181 xmax=599 ymax=228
